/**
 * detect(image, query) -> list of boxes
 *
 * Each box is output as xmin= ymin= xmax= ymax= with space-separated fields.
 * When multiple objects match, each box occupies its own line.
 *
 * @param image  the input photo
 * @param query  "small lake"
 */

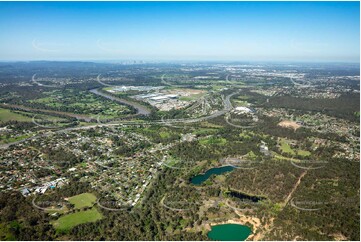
xmin=190 ymin=166 xmax=234 ymax=185
xmin=208 ymin=224 xmax=252 ymax=241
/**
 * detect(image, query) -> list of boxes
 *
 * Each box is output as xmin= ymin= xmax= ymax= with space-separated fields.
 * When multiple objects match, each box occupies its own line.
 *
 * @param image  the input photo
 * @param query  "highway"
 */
xmin=0 ymin=91 xmax=238 ymax=149
xmin=89 ymin=88 xmax=151 ymax=116
xmin=32 ymin=74 xmax=62 ymax=88
xmin=290 ymin=77 xmax=312 ymax=88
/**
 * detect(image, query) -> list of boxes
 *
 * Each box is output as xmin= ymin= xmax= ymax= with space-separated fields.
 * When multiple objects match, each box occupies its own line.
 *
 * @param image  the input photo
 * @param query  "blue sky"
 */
xmin=0 ymin=1 xmax=359 ymax=62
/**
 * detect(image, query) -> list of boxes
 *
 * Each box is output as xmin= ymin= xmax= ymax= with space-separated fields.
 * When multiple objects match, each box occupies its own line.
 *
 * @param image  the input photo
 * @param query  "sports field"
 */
xmin=52 ymin=208 xmax=103 ymax=232
xmin=199 ymin=137 xmax=227 ymax=145
xmin=67 ymin=193 xmax=97 ymax=209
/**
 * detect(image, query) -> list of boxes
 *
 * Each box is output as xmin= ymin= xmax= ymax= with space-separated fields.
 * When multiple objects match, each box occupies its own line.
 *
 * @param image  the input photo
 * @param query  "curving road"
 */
xmin=0 ymin=91 xmax=239 ymax=149
xmin=89 ymin=88 xmax=151 ymax=116
xmin=32 ymin=74 xmax=62 ymax=88
xmin=290 ymin=77 xmax=312 ymax=88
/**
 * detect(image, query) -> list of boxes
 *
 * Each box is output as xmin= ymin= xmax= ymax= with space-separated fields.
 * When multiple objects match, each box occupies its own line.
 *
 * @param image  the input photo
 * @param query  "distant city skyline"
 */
xmin=0 ymin=1 xmax=359 ymax=62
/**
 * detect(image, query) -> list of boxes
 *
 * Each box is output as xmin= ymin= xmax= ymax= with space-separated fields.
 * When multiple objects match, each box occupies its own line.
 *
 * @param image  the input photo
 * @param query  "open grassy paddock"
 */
xmin=0 ymin=108 xmax=32 ymax=123
xmin=52 ymin=207 xmax=103 ymax=232
xmin=67 ymin=193 xmax=97 ymax=209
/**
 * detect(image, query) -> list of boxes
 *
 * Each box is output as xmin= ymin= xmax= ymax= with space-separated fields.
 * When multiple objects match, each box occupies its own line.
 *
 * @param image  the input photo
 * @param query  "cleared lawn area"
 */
xmin=159 ymin=131 xmax=171 ymax=139
xmin=279 ymin=139 xmax=311 ymax=157
xmin=199 ymin=137 xmax=227 ymax=145
xmin=198 ymin=122 xmax=223 ymax=128
xmin=192 ymin=128 xmax=218 ymax=135
xmin=52 ymin=208 xmax=103 ymax=232
xmin=279 ymin=139 xmax=295 ymax=155
xmin=0 ymin=134 xmax=33 ymax=145
xmin=233 ymin=100 xmax=249 ymax=106
xmin=273 ymin=153 xmax=299 ymax=162
xmin=179 ymin=92 xmax=205 ymax=101
xmin=297 ymin=150 xmax=311 ymax=157
xmin=0 ymin=108 xmax=32 ymax=122
xmin=67 ymin=193 xmax=97 ymax=209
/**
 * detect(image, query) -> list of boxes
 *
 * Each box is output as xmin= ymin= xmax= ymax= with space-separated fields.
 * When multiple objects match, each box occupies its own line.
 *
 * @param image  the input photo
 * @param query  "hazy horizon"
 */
xmin=0 ymin=1 xmax=360 ymax=62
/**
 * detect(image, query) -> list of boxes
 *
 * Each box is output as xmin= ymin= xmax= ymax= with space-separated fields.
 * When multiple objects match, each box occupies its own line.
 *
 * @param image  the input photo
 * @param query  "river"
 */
xmin=1 ymin=91 xmax=239 ymax=149
xmin=89 ymin=88 xmax=151 ymax=116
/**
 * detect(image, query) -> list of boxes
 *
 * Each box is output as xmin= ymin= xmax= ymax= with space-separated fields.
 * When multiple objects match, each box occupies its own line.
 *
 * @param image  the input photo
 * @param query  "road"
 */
xmin=32 ymin=74 xmax=60 ymax=88
xmin=0 ymin=91 xmax=238 ymax=149
xmin=290 ymin=77 xmax=312 ymax=88
xmin=89 ymin=88 xmax=151 ymax=116
xmin=283 ymin=170 xmax=308 ymax=206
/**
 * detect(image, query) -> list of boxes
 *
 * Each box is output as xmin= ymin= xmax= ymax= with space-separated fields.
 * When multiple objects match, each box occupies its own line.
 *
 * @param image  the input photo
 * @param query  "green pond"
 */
xmin=190 ymin=166 xmax=234 ymax=185
xmin=208 ymin=224 xmax=252 ymax=241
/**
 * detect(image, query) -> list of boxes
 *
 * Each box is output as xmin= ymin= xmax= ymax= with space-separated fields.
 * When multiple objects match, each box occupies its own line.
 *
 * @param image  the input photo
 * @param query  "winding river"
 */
xmin=1 ymin=91 xmax=238 ymax=149
xmin=89 ymin=88 xmax=151 ymax=116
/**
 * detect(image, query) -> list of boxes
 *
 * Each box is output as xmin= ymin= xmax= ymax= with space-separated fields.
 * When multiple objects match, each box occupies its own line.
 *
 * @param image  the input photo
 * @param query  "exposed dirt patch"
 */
xmin=278 ymin=120 xmax=301 ymax=131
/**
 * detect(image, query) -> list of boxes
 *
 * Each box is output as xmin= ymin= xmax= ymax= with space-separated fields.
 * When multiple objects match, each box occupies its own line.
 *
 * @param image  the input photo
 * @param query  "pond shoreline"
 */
xmin=190 ymin=165 xmax=235 ymax=185
xmin=207 ymin=222 xmax=253 ymax=241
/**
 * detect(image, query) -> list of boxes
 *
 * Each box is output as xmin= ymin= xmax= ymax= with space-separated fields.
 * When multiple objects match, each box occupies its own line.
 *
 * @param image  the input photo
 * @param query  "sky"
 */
xmin=0 ymin=1 xmax=359 ymax=62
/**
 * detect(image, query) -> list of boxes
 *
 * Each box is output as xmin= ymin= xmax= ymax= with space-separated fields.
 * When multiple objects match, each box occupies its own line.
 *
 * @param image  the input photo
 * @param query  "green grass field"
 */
xmin=279 ymin=139 xmax=295 ymax=155
xmin=199 ymin=137 xmax=227 ymax=145
xmin=297 ymin=150 xmax=311 ymax=157
xmin=0 ymin=134 xmax=33 ymax=144
xmin=233 ymin=100 xmax=249 ymax=106
xmin=0 ymin=108 xmax=32 ymax=122
xmin=32 ymin=113 xmax=69 ymax=122
xmin=278 ymin=139 xmax=311 ymax=157
xmin=52 ymin=208 xmax=103 ymax=232
xmin=0 ymin=223 xmax=16 ymax=241
xmin=0 ymin=108 xmax=69 ymax=125
xmin=179 ymin=92 xmax=204 ymax=101
xmin=159 ymin=131 xmax=171 ymax=139
xmin=273 ymin=153 xmax=299 ymax=162
xmin=68 ymin=193 xmax=97 ymax=209
xmin=30 ymin=89 xmax=131 ymax=118
xmin=192 ymin=128 xmax=218 ymax=135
